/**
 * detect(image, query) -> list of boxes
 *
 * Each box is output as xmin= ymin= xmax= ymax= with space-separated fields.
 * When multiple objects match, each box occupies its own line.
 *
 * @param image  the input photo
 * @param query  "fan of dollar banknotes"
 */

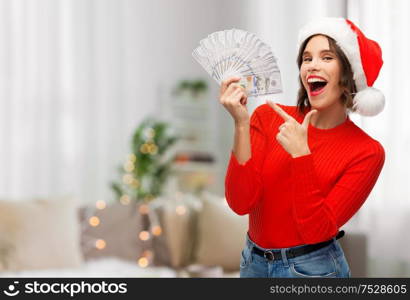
xmin=192 ymin=28 xmax=283 ymax=97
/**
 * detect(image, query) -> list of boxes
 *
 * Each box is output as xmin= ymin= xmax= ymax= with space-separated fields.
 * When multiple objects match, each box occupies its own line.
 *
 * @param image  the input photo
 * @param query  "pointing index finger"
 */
xmin=268 ymin=101 xmax=292 ymax=121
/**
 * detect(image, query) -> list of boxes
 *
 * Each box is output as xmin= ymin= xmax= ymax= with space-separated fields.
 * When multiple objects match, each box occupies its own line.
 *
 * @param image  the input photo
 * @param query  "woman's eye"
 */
xmin=323 ymin=56 xmax=333 ymax=61
xmin=303 ymin=57 xmax=312 ymax=62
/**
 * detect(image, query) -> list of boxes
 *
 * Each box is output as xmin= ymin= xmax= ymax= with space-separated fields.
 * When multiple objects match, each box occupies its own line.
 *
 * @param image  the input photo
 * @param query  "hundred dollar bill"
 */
xmin=238 ymin=71 xmax=283 ymax=97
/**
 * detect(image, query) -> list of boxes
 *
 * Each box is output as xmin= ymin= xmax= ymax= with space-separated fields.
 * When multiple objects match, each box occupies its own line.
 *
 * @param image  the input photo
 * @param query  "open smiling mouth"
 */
xmin=308 ymin=80 xmax=328 ymax=96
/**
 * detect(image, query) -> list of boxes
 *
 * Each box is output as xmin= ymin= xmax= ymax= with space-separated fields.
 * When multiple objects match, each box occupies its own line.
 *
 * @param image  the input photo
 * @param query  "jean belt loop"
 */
xmin=281 ymin=248 xmax=289 ymax=267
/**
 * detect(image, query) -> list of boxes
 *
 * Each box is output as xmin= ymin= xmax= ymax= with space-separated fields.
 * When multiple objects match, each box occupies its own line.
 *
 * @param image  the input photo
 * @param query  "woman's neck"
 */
xmin=310 ymin=104 xmax=347 ymax=129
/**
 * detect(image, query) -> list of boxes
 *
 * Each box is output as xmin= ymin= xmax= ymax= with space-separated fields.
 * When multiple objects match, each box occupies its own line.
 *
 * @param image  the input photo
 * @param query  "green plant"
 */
xmin=110 ymin=117 xmax=180 ymax=203
xmin=173 ymin=79 xmax=208 ymax=99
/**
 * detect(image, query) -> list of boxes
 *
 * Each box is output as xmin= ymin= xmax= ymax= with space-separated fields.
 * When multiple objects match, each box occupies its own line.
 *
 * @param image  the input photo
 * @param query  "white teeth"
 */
xmin=307 ymin=78 xmax=327 ymax=83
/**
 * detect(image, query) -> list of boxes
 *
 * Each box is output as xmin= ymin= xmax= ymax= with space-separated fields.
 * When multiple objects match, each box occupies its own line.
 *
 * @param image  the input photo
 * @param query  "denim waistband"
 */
xmin=244 ymin=232 xmax=340 ymax=268
xmin=245 ymin=232 xmax=337 ymax=252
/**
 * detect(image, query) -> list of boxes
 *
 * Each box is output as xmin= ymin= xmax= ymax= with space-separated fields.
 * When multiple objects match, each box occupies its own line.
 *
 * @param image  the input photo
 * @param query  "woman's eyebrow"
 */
xmin=321 ymin=50 xmax=335 ymax=54
xmin=303 ymin=49 xmax=334 ymax=56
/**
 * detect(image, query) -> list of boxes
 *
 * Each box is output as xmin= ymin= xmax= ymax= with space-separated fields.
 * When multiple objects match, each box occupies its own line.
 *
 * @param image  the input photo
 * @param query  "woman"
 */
xmin=221 ymin=18 xmax=385 ymax=278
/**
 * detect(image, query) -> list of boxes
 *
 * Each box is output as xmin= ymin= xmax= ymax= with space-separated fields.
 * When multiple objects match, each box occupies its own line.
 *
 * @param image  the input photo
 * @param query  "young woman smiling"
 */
xmin=220 ymin=18 xmax=385 ymax=278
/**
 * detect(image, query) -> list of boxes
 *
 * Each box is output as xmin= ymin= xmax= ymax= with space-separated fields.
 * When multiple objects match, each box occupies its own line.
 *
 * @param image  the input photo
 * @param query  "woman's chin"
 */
xmin=308 ymin=101 xmax=323 ymax=111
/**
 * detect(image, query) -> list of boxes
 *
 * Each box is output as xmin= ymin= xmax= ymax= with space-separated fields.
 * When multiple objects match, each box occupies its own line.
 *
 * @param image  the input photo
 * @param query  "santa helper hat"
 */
xmin=297 ymin=18 xmax=385 ymax=116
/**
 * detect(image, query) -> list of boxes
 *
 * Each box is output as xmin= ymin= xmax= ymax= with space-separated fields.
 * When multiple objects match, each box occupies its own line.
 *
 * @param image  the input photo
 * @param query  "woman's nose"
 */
xmin=308 ymin=58 xmax=320 ymax=72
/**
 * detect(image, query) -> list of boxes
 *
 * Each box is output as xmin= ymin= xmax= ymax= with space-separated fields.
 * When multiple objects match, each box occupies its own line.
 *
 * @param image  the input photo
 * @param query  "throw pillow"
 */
xmin=0 ymin=196 xmax=83 ymax=271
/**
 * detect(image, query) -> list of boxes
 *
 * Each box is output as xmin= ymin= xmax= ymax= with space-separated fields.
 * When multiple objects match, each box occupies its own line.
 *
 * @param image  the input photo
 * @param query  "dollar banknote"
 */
xmin=238 ymin=72 xmax=283 ymax=97
xmin=193 ymin=28 xmax=284 ymax=98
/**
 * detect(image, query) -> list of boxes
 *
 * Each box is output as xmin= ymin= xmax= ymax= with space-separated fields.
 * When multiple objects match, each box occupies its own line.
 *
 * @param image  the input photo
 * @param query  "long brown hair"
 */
xmin=296 ymin=35 xmax=357 ymax=115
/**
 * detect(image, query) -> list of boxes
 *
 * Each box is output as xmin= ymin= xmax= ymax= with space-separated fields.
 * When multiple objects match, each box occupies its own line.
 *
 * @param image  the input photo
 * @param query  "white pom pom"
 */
xmin=352 ymin=87 xmax=385 ymax=116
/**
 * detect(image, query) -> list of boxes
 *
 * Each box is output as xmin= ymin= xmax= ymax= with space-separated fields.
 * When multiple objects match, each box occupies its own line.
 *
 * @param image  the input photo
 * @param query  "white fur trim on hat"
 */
xmin=353 ymin=87 xmax=385 ymax=117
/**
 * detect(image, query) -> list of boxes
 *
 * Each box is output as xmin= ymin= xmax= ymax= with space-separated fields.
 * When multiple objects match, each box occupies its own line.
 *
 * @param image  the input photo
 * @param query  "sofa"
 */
xmin=0 ymin=192 xmax=367 ymax=277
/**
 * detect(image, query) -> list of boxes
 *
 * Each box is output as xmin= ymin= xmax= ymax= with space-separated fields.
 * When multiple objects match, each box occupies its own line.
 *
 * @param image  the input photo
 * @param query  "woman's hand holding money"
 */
xmin=219 ymin=77 xmax=249 ymax=125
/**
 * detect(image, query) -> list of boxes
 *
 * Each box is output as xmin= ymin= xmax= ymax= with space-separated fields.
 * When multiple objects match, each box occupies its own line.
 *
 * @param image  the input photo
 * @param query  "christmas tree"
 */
xmin=111 ymin=117 xmax=180 ymax=203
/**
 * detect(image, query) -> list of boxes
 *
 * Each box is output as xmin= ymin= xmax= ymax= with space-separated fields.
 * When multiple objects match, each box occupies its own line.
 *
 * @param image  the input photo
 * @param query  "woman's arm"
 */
xmin=218 ymin=76 xmax=268 ymax=215
xmin=225 ymin=107 xmax=268 ymax=215
xmin=290 ymin=141 xmax=385 ymax=244
xmin=232 ymin=121 xmax=251 ymax=164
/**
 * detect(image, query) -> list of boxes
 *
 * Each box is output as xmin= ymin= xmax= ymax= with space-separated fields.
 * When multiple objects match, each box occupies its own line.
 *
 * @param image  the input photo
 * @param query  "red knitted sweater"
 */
xmin=225 ymin=103 xmax=385 ymax=248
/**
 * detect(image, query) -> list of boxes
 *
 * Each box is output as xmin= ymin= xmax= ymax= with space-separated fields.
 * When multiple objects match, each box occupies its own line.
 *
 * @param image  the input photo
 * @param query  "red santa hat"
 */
xmin=297 ymin=17 xmax=384 ymax=116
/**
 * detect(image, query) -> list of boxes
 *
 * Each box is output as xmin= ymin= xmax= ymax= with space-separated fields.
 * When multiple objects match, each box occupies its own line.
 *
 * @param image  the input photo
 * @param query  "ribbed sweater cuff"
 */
xmin=227 ymin=150 xmax=257 ymax=176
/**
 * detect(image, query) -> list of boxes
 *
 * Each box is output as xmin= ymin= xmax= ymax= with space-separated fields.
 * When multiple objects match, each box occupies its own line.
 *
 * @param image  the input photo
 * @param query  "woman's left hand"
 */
xmin=267 ymin=101 xmax=317 ymax=158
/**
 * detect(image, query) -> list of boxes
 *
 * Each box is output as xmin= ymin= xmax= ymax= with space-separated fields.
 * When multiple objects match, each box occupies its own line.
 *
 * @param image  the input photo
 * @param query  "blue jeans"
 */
xmin=240 ymin=233 xmax=351 ymax=278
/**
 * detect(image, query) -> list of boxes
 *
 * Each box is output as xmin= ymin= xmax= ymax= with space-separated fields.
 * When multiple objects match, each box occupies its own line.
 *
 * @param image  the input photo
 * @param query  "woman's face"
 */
xmin=300 ymin=35 xmax=344 ymax=111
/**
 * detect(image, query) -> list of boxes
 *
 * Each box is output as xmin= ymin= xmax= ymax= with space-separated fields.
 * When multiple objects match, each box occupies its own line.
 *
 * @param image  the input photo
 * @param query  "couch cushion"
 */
xmin=78 ymin=202 xmax=148 ymax=262
xmin=151 ymin=194 xmax=201 ymax=268
xmin=194 ymin=192 xmax=248 ymax=271
xmin=338 ymin=231 xmax=368 ymax=277
xmin=0 ymin=196 xmax=83 ymax=271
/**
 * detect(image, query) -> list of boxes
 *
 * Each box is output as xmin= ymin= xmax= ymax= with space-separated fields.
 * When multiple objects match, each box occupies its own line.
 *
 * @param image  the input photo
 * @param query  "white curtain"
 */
xmin=0 ymin=0 xmax=143 ymax=203
xmin=0 ymin=0 xmax=233 ymax=203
